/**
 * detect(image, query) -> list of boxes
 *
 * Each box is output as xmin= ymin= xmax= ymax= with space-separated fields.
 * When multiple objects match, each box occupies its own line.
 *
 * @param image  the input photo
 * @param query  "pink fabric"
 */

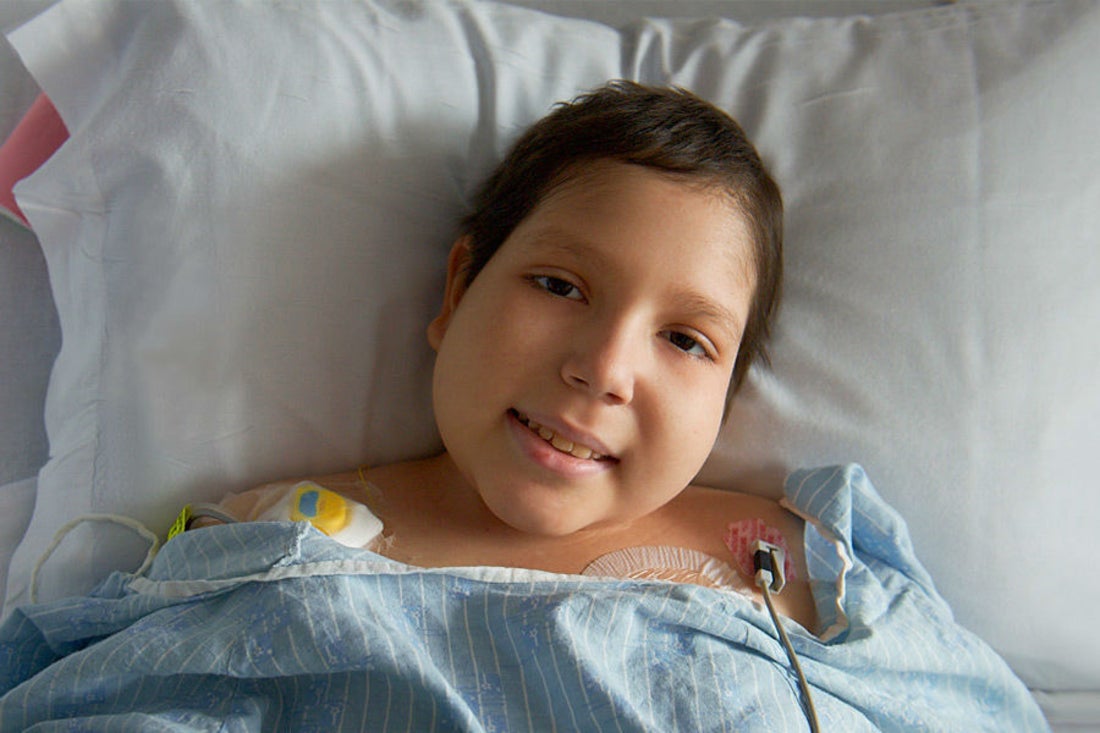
xmin=0 ymin=93 xmax=69 ymax=227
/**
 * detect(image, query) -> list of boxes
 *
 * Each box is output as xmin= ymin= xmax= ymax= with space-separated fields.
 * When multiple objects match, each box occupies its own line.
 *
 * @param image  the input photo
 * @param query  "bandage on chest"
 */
xmin=723 ymin=518 xmax=796 ymax=583
xmin=254 ymin=481 xmax=383 ymax=548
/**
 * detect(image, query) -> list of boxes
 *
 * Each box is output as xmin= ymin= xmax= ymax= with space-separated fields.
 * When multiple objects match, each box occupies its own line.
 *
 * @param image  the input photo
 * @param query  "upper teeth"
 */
xmin=519 ymin=414 xmax=605 ymax=461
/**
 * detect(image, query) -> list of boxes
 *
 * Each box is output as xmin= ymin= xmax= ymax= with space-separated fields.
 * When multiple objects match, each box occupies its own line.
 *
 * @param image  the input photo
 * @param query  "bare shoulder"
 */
xmin=206 ymin=469 xmax=371 ymax=522
xmin=659 ymin=484 xmax=816 ymax=630
xmin=677 ymin=484 xmax=796 ymax=518
xmin=669 ymin=484 xmax=805 ymax=547
xmin=299 ymin=469 xmax=376 ymax=499
xmin=685 ymin=484 xmax=805 ymax=567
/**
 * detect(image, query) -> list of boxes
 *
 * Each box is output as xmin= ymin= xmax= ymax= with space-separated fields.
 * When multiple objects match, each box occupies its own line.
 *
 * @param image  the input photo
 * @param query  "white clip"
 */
xmin=752 ymin=539 xmax=786 ymax=594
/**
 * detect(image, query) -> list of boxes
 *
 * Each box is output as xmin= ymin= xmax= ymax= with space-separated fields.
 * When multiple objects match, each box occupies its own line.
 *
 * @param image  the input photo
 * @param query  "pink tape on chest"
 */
xmin=724 ymin=518 xmax=796 ymax=582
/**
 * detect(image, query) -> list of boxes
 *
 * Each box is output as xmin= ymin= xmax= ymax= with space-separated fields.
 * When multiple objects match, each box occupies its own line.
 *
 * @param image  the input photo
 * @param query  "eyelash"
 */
xmin=663 ymin=330 xmax=712 ymax=359
xmin=529 ymin=274 xmax=585 ymax=301
xmin=527 ymin=274 xmax=717 ymax=362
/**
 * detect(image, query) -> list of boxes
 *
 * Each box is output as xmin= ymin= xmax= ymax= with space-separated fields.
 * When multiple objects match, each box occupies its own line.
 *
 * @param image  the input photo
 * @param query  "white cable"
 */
xmin=29 ymin=514 xmax=160 ymax=604
xmin=756 ymin=548 xmax=821 ymax=733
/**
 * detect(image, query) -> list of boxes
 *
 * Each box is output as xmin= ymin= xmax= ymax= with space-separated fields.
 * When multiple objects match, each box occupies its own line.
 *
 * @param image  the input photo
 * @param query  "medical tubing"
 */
xmin=759 ymin=570 xmax=821 ymax=732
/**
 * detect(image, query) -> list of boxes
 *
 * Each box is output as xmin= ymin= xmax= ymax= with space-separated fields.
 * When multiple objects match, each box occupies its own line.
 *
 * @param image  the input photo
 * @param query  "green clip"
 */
xmin=167 ymin=504 xmax=193 ymax=541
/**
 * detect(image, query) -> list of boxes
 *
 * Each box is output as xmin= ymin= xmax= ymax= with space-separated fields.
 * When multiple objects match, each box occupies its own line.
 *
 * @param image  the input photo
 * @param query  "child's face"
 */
xmin=428 ymin=160 xmax=755 ymax=537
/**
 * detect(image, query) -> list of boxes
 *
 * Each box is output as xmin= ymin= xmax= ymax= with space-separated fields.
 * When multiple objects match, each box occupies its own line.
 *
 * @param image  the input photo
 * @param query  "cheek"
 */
xmin=431 ymin=291 xmax=549 ymax=412
xmin=643 ymin=378 xmax=727 ymax=476
xmin=624 ymin=400 xmax=723 ymax=517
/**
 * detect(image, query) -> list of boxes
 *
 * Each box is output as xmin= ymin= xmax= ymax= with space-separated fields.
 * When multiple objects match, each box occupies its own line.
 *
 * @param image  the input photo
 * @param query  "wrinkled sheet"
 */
xmin=0 ymin=465 xmax=1048 ymax=731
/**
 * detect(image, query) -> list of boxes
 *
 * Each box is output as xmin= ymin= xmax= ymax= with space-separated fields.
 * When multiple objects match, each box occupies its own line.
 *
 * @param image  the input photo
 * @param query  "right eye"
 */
xmin=531 ymin=275 xmax=585 ymax=301
xmin=665 ymin=330 xmax=709 ymax=358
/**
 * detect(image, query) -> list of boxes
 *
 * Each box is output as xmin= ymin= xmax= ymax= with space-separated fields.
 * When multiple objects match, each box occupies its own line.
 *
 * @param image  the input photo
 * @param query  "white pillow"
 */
xmin=6 ymin=0 xmax=1099 ymax=709
xmin=6 ymin=0 xmax=622 ymax=597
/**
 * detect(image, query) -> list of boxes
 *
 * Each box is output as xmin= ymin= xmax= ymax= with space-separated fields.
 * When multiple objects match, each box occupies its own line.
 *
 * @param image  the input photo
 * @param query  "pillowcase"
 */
xmin=5 ymin=0 xmax=1099 ymax=713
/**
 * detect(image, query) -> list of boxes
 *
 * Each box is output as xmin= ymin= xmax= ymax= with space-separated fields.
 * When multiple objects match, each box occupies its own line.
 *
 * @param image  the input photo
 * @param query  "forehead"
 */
xmin=516 ymin=159 xmax=756 ymax=288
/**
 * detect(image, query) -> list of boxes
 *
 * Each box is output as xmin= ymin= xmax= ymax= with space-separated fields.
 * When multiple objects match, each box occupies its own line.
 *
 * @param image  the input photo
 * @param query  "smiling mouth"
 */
xmin=510 ymin=409 xmax=613 ymax=462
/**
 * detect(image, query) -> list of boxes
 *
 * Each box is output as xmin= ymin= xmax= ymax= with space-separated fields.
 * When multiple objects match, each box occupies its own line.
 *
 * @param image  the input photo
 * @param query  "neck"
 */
xmin=383 ymin=452 xmax=650 ymax=571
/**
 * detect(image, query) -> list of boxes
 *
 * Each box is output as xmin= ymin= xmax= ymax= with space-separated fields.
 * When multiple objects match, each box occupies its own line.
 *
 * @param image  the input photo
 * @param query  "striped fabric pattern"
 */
xmin=0 ymin=465 xmax=1048 ymax=731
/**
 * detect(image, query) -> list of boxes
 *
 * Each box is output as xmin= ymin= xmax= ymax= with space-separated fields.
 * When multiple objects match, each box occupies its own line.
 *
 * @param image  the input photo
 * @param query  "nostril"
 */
xmin=566 ymin=373 xmax=589 ymax=388
xmin=561 ymin=344 xmax=635 ymax=405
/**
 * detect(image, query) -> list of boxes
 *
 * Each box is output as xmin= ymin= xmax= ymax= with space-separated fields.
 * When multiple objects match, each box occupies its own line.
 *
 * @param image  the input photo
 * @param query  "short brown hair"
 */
xmin=459 ymin=81 xmax=783 ymax=409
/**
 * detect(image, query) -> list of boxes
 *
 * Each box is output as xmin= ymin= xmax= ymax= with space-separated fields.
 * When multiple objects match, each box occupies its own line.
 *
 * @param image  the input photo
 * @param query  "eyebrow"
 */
xmin=671 ymin=291 xmax=746 ymax=343
xmin=518 ymin=227 xmax=612 ymax=268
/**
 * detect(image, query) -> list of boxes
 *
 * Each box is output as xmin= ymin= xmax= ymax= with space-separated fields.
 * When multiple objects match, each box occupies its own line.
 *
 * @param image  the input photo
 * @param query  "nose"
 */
xmin=560 ymin=317 xmax=639 ymax=405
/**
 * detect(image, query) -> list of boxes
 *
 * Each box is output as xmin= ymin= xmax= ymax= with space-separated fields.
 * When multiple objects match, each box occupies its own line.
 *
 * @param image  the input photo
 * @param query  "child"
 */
xmin=189 ymin=80 xmax=817 ymax=630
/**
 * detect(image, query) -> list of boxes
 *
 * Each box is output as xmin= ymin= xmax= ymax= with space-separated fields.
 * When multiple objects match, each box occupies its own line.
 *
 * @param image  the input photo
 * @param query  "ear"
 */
xmin=427 ymin=236 xmax=473 ymax=351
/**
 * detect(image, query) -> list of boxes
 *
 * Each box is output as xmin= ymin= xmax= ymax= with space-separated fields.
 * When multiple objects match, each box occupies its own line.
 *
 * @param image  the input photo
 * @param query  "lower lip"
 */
xmin=506 ymin=411 xmax=615 ymax=479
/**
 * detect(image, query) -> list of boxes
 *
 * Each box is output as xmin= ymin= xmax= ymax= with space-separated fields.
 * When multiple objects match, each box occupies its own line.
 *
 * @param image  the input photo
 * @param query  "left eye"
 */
xmin=532 ymin=275 xmax=584 ymax=301
xmin=665 ymin=331 xmax=709 ymax=358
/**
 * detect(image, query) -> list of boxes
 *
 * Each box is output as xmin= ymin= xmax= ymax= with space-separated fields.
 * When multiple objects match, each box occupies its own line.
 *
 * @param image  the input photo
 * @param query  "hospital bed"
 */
xmin=1 ymin=0 xmax=1097 ymax=728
